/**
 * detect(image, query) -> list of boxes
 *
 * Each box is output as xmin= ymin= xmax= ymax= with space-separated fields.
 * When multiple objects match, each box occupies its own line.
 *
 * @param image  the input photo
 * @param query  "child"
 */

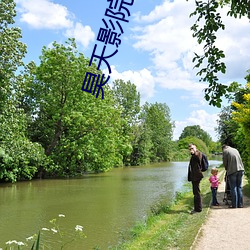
xmin=209 ymin=168 xmax=220 ymax=206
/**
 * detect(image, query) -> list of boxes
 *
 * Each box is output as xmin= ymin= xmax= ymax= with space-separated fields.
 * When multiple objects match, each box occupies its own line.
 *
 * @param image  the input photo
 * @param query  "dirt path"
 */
xmin=192 ymin=174 xmax=250 ymax=250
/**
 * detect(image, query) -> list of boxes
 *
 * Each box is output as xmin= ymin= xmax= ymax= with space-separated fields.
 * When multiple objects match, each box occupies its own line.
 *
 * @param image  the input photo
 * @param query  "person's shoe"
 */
xmin=228 ymin=205 xmax=236 ymax=208
xmin=238 ymin=205 xmax=243 ymax=208
xmin=212 ymin=203 xmax=220 ymax=206
xmin=190 ymin=209 xmax=201 ymax=214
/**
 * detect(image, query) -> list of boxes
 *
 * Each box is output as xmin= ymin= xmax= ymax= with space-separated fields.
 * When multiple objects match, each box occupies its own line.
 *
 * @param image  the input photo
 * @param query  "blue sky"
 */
xmin=14 ymin=0 xmax=250 ymax=141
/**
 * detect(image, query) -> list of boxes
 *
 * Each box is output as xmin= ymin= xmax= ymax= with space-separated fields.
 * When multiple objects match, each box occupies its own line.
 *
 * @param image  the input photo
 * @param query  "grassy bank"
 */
xmin=111 ymin=169 xmax=225 ymax=250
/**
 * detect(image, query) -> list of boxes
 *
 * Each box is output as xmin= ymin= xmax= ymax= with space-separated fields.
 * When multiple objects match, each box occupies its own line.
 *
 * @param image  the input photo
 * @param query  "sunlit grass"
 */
xmin=111 ymin=173 xmax=220 ymax=250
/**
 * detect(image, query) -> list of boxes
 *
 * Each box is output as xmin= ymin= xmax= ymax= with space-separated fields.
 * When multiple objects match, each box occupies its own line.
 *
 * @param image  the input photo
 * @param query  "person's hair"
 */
xmin=222 ymin=144 xmax=228 ymax=149
xmin=211 ymin=167 xmax=218 ymax=174
xmin=188 ymin=143 xmax=195 ymax=148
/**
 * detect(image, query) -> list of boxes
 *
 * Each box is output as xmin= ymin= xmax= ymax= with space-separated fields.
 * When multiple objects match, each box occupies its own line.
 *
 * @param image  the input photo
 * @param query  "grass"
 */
xmin=111 ymin=169 xmax=226 ymax=250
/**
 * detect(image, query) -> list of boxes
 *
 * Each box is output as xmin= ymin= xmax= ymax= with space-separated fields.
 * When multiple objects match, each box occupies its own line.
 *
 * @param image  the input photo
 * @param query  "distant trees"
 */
xmin=178 ymin=136 xmax=209 ymax=156
xmin=179 ymin=125 xmax=212 ymax=146
xmin=140 ymin=102 xmax=174 ymax=163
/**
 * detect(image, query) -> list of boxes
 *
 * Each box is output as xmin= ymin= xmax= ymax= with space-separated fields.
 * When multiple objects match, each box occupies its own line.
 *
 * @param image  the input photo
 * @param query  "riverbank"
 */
xmin=112 ymin=170 xmax=220 ymax=249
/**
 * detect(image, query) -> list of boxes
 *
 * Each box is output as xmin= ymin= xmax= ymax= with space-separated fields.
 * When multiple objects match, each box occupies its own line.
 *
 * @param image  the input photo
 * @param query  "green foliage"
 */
xmin=24 ymin=39 xmax=127 ymax=175
xmin=140 ymin=102 xmax=174 ymax=162
xmin=216 ymin=106 xmax=240 ymax=147
xmin=112 ymin=79 xmax=141 ymax=166
xmin=179 ymin=125 xmax=212 ymax=146
xmin=112 ymin=79 xmax=140 ymax=123
xmin=0 ymin=0 xmax=48 ymax=182
xmin=215 ymin=72 xmax=250 ymax=177
xmin=178 ymin=136 xmax=209 ymax=156
xmin=189 ymin=0 xmax=250 ymax=107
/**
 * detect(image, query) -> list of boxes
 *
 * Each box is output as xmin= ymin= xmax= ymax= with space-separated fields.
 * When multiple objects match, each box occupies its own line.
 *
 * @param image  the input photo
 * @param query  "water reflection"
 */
xmin=0 ymin=160 xmax=221 ymax=249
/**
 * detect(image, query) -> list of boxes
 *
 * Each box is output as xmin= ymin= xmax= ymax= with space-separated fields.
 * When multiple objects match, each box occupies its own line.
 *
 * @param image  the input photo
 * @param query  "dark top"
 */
xmin=188 ymin=150 xmax=204 ymax=182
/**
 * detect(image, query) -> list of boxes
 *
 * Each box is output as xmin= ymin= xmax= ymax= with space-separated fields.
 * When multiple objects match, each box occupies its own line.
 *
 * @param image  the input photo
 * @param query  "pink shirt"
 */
xmin=209 ymin=175 xmax=219 ymax=188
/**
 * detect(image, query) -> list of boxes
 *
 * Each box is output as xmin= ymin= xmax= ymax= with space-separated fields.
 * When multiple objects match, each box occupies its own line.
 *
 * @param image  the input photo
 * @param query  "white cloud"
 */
xmin=132 ymin=0 xmax=250 ymax=95
xmin=173 ymin=110 xmax=219 ymax=141
xmin=16 ymin=0 xmax=73 ymax=29
xmin=16 ymin=0 xmax=95 ymax=48
xmin=103 ymin=66 xmax=156 ymax=103
xmin=65 ymin=22 xmax=95 ymax=48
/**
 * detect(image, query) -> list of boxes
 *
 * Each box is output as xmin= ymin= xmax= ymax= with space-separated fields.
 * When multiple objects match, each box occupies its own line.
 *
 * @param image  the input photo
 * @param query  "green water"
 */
xmin=0 ymin=160 xmax=221 ymax=249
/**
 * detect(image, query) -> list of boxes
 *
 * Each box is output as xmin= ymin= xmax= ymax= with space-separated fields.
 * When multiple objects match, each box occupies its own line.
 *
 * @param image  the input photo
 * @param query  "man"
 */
xmin=222 ymin=144 xmax=244 ymax=208
xmin=188 ymin=143 xmax=204 ymax=214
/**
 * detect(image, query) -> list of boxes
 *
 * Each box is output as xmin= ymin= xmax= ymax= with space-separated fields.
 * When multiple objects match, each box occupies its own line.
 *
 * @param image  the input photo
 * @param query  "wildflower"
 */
xmin=58 ymin=214 xmax=65 ymax=217
xmin=75 ymin=225 xmax=83 ymax=232
xmin=17 ymin=242 xmax=25 ymax=246
xmin=26 ymin=236 xmax=34 ymax=241
xmin=6 ymin=240 xmax=17 ymax=245
xmin=51 ymin=228 xmax=58 ymax=233
xmin=42 ymin=228 xmax=50 ymax=231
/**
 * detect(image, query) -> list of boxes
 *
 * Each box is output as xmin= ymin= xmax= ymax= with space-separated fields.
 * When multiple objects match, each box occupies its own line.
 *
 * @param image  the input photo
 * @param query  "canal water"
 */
xmin=0 ymin=160 xmax=221 ymax=249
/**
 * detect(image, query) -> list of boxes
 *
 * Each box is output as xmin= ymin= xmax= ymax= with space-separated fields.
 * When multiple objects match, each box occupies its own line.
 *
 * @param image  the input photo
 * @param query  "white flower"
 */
xmin=42 ymin=228 xmax=50 ymax=231
xmin=75 ymin=225 xmax=83 ymax=232
xmin=51 ymin=228 xmax=58 ymax=233
xmin=17 ymin=242 xmax=25 ymax=246
xmin=58 ymin=214 xmax=65 ymax=217
xmin=6 ymin=240 xmax=17 ymax=245
xmin=26 ymin=236 xmax=34 ymax=241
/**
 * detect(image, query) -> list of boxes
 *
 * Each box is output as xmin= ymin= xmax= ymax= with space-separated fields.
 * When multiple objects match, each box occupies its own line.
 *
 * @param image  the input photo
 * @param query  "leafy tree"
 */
xmin=216 ymin=106 xmax=240 ymax=147
xmin=112 ymin=79 xmax=140 ymax=165
xmin=112 ymin=79 xmax=140 ymax=124
xmin=0 ymin=0 xmax=48 ymax=182
xmin=24 ymin=39 xmax=127 ymax=175
xmin=178 ymin=136 xmax=209 ymax=156
xmin=189 ymin=0 xmax=250 ymax=107
xmin=179 ymin=125 xmax=212 ymax=146
xmin=140 ymin=102 xmax=174 ymax=162
xmin=129 ymin=122 xmax=153 ymax=165
xmin=231 ymin=82 xmax=250 ymax=176
xmin=216 ymin=72 xmax=250 ymax=150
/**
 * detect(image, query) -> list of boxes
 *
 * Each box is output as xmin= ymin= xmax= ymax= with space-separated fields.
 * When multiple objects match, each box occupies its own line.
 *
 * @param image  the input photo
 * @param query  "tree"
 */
xmin=112 ymin=79 xmax=140 ymax=124
xmin=24 ymin=39 xmax=127 ymax=175
xmin=231 ymin=80 xmax=250 ymax=176
xmin=179 ymin=125 xmax=212 ymax=146
xmin=140 ymin=102 xmax=174 ymax=162
xmin=0 ymin=0 xmax=27 ymax=109
xmin=112 ymin=79 xmax=140 ymax=165
xmin=178 ymin=136 xmax=209 ymax=156
xmin=190 ymin=0 xmax=250 ymax=107
xmin=216 ymin=106 xmax=240 ymax=147
xmin=0 ymin=0 xmax=47 ymax=182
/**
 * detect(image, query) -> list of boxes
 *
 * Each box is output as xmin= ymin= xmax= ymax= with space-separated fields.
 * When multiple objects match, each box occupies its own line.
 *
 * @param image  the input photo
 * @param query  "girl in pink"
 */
xmin=209 ymin=168 xmax=220 ymax=206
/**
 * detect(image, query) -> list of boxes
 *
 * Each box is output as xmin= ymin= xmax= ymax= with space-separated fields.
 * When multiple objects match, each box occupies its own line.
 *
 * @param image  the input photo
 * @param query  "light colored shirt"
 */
xmin=223 ymin=146 xmax=244 ymax=176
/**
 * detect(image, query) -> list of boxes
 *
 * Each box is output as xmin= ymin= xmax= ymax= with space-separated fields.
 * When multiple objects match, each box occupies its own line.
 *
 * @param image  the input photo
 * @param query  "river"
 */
xmin=0 ymin=160 xmax=222 ymax=249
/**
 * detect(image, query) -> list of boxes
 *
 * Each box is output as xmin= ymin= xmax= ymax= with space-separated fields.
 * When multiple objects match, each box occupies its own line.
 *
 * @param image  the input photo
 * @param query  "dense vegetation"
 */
xmin=0 ymin=0 xmax=249 ymax=183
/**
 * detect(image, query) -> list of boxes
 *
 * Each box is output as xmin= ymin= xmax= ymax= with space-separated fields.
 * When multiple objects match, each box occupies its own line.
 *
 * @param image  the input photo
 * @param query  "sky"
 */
xmin=13 ymin=0 xmax=250 ymax=141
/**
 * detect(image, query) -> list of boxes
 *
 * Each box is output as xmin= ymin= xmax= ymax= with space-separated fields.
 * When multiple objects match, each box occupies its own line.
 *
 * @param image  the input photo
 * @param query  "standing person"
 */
xmin=209 ymin=168 xmax=220 ymax=206
xmin=222 ymin=144 xmax=244 ymax=208
xmin=188 ymin=143 xmax=204 ymax=214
